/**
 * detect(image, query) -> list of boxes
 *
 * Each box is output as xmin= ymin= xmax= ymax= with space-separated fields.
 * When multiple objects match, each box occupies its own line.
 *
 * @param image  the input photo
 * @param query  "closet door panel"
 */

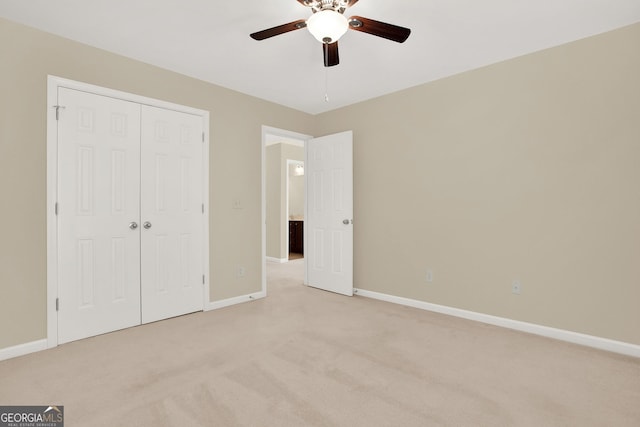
xmin=140 ymin=106 xmax=204 ymax=323
xmin=57 ymin=88 xmax=142 ymax=344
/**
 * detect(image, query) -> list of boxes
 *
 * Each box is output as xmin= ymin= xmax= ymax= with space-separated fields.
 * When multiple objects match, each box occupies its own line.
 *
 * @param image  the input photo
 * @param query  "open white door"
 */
xmin=306 ymin=131 xmax=353 ymax=296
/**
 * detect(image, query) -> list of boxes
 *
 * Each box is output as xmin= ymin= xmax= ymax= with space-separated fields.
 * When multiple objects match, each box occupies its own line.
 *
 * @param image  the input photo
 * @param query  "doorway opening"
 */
xmin=262 ymin=126 xmax=310 ymax=294
xmin=287 ymin=159 xmax=305 ymax=261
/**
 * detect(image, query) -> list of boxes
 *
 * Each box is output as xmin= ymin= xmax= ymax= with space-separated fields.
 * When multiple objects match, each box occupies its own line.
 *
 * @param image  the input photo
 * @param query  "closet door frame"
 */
xmin=46 ymin=75 xmax=210 ymax=349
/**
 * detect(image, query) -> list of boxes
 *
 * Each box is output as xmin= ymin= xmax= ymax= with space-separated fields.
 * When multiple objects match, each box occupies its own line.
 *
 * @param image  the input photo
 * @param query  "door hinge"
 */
xmin=55 ymin=202 xmax=59 ymax=215
xmin=53 ymin=105 xmax=66 ymax=121
xmin=56 ymin=298 xmax=59 ymax=311
xmin=202 ymin=275 xmax=205 ymax=285
xmin=202 ymin=203 xmax=204 ymax=214
xmin=202 ymin=132 xmax=205 ymax=143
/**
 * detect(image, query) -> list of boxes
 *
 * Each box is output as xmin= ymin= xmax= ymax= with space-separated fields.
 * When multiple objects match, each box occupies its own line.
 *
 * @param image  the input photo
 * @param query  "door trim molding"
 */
xmin=46 ymin=75 xmax=210 ymax=349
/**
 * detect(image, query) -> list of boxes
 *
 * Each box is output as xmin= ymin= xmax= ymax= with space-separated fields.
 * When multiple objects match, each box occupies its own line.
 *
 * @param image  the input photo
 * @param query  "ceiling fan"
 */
xmin=250 ymin=0 xmax=411 ymax=67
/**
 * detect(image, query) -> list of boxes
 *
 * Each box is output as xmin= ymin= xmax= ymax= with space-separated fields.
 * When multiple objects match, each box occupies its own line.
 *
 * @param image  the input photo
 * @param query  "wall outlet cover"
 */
xmin=426 ymin=269 xmax=433 ymax=283
xmin=512 ymin=280 xmax=522 ymax=295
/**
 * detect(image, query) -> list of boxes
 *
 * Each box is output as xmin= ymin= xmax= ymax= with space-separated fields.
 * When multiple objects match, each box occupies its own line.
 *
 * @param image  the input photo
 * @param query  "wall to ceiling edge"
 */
xmin=313 ymin=22 xmax=640 ymax=345
xmin=0 ymin=17 xmax=315 ymax=350
xmin=1 ymin=16 xmax=638 ymax=352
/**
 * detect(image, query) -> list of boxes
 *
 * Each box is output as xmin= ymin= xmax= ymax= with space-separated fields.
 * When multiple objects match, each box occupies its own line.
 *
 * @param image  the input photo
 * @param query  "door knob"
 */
xmin=343 ymin=219 xmax=351 ymax=225
xmin=143 ymin=221 xmax=152 ymax=229
xmin=129 ymin=222 xmax=138 ymax=230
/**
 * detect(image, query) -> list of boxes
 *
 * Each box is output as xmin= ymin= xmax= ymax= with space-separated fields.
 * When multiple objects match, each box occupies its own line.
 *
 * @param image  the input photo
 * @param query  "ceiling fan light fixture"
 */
xmin=307 ymin=9 xmax=348 ymax=43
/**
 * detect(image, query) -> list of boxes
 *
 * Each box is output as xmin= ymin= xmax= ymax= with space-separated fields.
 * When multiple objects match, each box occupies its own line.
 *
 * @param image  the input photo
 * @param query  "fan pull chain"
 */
xmin=324 ymin=67 xmax=330 ymax=102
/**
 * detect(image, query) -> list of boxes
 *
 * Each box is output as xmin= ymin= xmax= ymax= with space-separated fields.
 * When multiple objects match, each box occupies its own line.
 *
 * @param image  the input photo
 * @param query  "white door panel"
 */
xmin=140 ymin=106 xmax=204 ymax=323
xmin=57 ymin=88 xmax=141 ymax=344
xmin=306 ymin=131 xmax=353 ymax=296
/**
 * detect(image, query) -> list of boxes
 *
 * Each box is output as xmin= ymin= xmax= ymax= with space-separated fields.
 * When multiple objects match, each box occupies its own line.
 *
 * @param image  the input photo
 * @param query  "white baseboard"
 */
xmin=205 ymin=291 xmax=266 ymax=311
xmin=6 ymin=292 xmax=635 ymax=360
xmin=354 ymin=288 xmax=640 ymax=358
xmin=0 ymin=292 xmax=267 ymax=361
xmin=0 ymin=339 xmax=48 ymax=362
xmin=266 ymin=257 xmax=288 ymax=264
xmin=1 ymin=293 xmax=267 ymax=361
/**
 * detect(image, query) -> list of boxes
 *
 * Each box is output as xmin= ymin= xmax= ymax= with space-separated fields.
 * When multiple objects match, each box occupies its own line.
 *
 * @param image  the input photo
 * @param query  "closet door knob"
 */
xmin=129 ymin=222 xmax=138 ymax=230
xmin=143 ymin=221 xmax=152 ymax=229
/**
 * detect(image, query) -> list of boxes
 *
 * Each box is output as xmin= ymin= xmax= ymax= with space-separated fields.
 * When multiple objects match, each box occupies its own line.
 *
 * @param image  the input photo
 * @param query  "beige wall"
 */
xmin=0 ymin=17 xmax=315 ymax=349
xmin=265 ymin=144 xmax=283 ymax=260
xmin=288 ymin=163 xmax=305 ymax=219
xmin=314 ymin=23 xmax=640 ymax=345
xmin=1 ymin=16 xmax=638 ymax=351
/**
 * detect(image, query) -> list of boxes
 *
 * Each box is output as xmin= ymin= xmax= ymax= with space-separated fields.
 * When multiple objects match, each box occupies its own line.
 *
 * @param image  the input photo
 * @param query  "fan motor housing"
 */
xmin=303 ymin=0 xmax=350 ymax=14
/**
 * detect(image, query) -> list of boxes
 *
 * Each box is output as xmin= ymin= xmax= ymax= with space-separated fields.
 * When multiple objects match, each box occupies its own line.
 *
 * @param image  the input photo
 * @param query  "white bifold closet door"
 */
xmin=140 ymin=105 xmax=204 ymax=324
xmin=57 ymin=88 xmax=203 ymax=344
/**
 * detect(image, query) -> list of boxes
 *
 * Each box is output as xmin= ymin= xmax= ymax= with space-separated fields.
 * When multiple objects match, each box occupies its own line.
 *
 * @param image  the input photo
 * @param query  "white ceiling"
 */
xmin=1 ymin=0 xmax=639 ymax=115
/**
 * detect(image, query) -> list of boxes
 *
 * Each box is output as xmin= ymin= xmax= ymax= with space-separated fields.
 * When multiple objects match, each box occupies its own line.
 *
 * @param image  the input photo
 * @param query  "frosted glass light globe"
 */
xmin=307 ymin=10 xmax=348 ymax=44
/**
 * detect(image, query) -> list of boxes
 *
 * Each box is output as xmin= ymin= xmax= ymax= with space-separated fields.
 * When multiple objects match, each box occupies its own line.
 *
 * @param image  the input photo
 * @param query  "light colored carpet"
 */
xmin=1 ymin=259 xmax=639 ymax=426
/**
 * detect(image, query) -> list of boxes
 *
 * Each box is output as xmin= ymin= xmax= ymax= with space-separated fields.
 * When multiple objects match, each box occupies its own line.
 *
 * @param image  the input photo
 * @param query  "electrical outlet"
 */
xmin=232 ymin=199 xmax=242 ymax=209
xmin=426 ymin=269 xmax=434 ymax=283
xmin=512 ymin=280 xmax=522 ymax=295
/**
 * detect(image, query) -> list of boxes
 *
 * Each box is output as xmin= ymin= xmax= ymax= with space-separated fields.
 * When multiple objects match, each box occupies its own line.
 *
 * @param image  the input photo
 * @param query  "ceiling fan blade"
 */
xmin=323 ymin=41 xmax=339 ymax=67
xmin=250 ymin=19 xmax=307 ymax=41
xmin=348 ymin=16 xmax=411 ymax=43
xmin=347 ymin=0 xmax=360 ymax=7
